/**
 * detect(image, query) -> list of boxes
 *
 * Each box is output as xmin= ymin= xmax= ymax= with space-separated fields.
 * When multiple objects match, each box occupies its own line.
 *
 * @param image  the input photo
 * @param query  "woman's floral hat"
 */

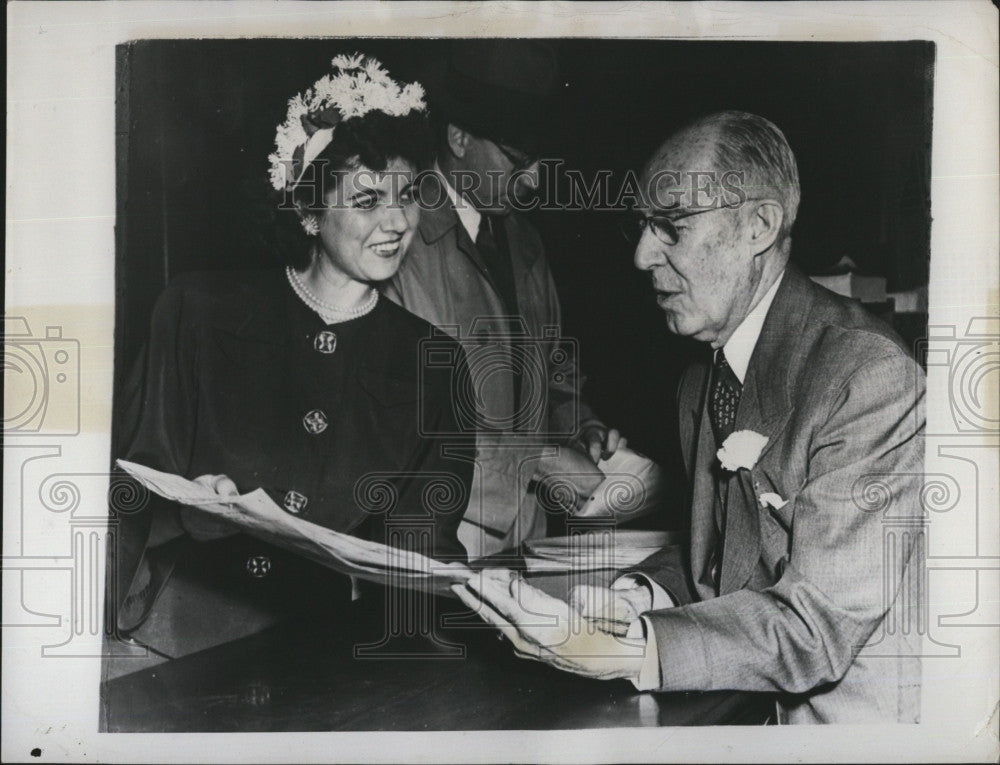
xmin=268 ymin=53 xmax=427 ymax=192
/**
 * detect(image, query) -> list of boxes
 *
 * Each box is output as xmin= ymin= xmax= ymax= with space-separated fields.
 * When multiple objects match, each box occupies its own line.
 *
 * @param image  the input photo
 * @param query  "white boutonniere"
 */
xmin=717 ymin=430 xmax=768 ymax=472
xmin=758 ymin=492 xmax=788 ymax=510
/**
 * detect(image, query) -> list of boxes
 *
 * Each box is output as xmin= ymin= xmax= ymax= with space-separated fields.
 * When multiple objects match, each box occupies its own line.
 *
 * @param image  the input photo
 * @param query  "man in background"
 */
xmin=385 ymin=40 xmax=623 ymax=558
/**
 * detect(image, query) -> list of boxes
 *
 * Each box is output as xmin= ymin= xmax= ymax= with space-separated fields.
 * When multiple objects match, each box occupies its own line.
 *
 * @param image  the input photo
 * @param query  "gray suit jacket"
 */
xmin=638 ymin=264 xmax=925 ymax=723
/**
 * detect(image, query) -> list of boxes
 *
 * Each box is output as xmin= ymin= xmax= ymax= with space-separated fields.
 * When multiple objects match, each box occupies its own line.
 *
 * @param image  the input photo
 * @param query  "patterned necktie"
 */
xmin=709 ymin=349 xmax=742 ymax=447
xmin=708 ymin=348 xmax=742 ymax=591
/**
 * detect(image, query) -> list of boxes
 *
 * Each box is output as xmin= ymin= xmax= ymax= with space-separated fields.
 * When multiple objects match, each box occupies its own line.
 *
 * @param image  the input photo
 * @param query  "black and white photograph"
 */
xmin=4 ymin=2 xmax=998 ymax=762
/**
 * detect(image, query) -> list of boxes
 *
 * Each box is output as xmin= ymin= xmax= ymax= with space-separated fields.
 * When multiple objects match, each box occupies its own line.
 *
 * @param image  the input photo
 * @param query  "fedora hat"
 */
xmin=423 ymin=39 xmax=559 ymax=156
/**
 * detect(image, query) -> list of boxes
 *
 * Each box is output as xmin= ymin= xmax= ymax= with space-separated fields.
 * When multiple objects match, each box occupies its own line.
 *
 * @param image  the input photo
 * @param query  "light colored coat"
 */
xmin=383 ymin=174 xmax=600 ymax=557
xmin=639 ymin=265 xmax=925 ymax=723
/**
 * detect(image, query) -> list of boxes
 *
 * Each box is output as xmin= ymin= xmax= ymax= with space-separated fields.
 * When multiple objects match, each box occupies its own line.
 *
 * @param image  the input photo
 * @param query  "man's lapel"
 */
xmin=719 ymin=265 xmax=813 ymax=594
xmin=497 ymin=215 xmax=542 ymax=304
xmin=681 ymin=357 xmax=720 ymax=597
xmin=417 ymin=172 xmax=502 ymax=297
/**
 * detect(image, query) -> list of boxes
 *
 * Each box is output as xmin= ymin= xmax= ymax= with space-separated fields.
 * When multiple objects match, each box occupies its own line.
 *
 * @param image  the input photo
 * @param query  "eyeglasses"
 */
xmin=619 ymin=206 xmax=734 ymax=246
xmin=493 ymin=141 xmax=537 ymax=172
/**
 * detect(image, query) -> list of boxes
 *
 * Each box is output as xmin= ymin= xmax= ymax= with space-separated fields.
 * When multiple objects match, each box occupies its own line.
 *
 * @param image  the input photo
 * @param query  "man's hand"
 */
xmin=575 ymin=425 xmax=627 ymax=465
xmin=181 ymin=474 xmax=240 ymax=542
xmin=452 ymin=569 xmax=647 ymax=681
xmin=568 ymin=583 xmax=653 ymax=636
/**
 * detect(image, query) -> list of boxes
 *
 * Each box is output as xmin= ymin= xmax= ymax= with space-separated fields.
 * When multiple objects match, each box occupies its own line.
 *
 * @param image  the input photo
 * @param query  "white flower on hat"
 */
xmin=717 ymin=430 xmax=768 ymax=472
xmin=267 ymin=53 xmax=427 ymax=192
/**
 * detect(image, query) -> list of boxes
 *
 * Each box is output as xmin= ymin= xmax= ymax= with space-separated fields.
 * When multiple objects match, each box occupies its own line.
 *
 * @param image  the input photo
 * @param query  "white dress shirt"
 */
xmin=718 ymin=271 xmax=784 ymax=385
xmin=434 ymin=162 xmax=482 ymax=242
xmin=623 ymin=270 xmax=785 ymax=690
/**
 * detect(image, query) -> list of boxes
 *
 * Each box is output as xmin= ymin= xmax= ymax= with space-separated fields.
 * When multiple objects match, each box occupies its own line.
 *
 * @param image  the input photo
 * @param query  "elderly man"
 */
xmin=384 ymin=40 xmax=622 ymax=558
xmin=454 ymin=111 xmax=925 ymax=724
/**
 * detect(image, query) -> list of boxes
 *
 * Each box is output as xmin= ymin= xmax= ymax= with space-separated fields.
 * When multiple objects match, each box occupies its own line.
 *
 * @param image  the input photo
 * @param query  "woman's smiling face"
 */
xmin=315 ymin=157 xmax=419 ymax=283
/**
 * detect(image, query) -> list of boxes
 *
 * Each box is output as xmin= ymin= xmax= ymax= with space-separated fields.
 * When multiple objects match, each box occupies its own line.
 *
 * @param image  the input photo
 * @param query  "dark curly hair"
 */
xmin=270 ymin=108 xmax=431 ymax=269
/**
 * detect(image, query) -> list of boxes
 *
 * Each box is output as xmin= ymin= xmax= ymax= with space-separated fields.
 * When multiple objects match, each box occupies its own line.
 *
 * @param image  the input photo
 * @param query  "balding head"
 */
xmin=632 ymin=112 xmax=798 ymax=348
xmin=645 ymin=111 xmax=800 ymax=240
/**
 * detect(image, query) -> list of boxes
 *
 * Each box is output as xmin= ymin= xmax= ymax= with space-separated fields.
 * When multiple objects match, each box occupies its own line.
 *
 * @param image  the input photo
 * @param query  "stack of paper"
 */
xmin=525 ymin=530 xmax=675 ymax=571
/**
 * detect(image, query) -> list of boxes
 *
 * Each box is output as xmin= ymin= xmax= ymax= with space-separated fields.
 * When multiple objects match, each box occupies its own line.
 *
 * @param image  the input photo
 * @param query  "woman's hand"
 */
xmin=180 ymin=474 xmax=241 ymax=542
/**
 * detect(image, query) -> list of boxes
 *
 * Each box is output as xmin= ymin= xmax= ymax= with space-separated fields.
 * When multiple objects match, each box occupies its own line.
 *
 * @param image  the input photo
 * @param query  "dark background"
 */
xmin=115 ymin=39 xmax=933 ymax=528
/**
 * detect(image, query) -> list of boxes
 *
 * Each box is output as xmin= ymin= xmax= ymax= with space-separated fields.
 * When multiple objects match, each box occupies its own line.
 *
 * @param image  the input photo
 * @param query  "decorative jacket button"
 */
xmin=302 ymin=409 xmax=328 ymax=434
xmin=283 ymin=490 xmax=308 ymax=515
xmin=246 ymin=555 xmax=271 ymax=578
xmin=314 ymin=331 xmax=338 ymax=354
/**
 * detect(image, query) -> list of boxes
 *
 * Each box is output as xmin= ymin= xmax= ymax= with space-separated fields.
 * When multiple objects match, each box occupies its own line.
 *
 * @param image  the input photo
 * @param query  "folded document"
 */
xmin=117 ymin=459 xmax=474 ymax=596
xmin=118 ymin=458 xmax=668 ymax=586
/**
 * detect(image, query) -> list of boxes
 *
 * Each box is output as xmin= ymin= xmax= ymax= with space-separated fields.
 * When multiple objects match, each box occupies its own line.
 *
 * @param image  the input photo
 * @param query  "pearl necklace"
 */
xmin=286 ymin=266 xmax=379 ymax=320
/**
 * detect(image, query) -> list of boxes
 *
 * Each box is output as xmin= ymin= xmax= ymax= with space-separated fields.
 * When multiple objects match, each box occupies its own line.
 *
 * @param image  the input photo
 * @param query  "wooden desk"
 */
xmin=101 ymin=574 xmax=773 ymax=731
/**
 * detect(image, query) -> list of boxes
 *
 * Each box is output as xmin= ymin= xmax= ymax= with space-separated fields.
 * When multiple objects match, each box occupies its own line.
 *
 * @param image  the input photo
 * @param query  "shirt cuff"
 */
xmin=612 ymin=576 xmax=670 ymax=691
xmin=626 ymin=615 xmax=662 ymax=691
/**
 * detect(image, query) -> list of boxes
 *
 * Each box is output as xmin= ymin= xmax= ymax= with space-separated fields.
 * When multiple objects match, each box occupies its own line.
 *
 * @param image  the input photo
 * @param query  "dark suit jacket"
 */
xmin=111 ymin=270 xmax=471 ymax=658
xmin=638 ymin=264 xmax=925 ymax=723
xmin=383 ymin=172 xmax=601 ymax=556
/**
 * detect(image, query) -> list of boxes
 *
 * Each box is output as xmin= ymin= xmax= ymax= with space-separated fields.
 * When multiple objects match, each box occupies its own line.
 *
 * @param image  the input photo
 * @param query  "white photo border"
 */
xmin=4 ymin=1 xmax=998 ymax=762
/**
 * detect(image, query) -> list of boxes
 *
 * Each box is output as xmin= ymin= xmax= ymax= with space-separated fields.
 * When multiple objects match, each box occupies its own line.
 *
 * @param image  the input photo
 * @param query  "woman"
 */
xmin=112 ymin=55 xmax=471 ymax=662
